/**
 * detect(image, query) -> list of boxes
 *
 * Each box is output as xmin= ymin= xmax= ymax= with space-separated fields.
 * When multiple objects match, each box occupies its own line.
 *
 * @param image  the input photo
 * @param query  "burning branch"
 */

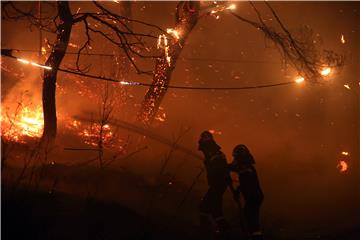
xmin=138 ymin=2 xmax=200 ymax=125
xmin=2 ymin=1 xmax=167 ymax=140
xmin=231 ymin=2 xmax=344 ymax=83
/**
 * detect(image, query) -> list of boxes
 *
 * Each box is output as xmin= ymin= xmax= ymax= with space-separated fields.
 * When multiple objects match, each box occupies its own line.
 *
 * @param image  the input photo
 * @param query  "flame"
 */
xmin=166 ymin=28 xmax=180 ymax=40
xmin=337 ymin=160 xmax=348 ymax=173
xmin=1 ymin=105 xmax=44 ymax=142
xmin=320 ymin=67 xmax=331 ymax=76
xmin=295 ymin=76 xmax=305 ymax=83
xmin=226 ymin=4 xmax=236 ymax=10
xmin=157 ymin=34 xmax=171 ymax=66
xmin=67 ymin=120 xmax=123 ymax=151
xmin=210 ymin=3 xmax=236 ymax=15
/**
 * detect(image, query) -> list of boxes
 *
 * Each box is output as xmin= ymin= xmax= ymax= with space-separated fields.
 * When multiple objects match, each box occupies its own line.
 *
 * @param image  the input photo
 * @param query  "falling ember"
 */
xmin=320 ymin=67 xmax=331 ymax=76
xmin=341 ymin=151 xmax=349 ymax=156
xmin=295 ymin=77 xmax=305 ymax=83
xmin=344 ymin=84 xmax=351 ymax=90
xmin=17 ymin=58 xmax=52 ymax=70
xmin=341 ymin=34 xmax=345 ymax=44
xmin=337 ymin=160 xmax=349 ymax=173
xmin=1 ymin=105 xmax=44 ymax=142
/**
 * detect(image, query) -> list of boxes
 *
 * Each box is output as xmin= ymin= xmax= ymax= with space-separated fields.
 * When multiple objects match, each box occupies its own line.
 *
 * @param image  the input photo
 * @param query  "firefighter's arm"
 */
xmin=228 ymin=161 xmax=239 ymax=172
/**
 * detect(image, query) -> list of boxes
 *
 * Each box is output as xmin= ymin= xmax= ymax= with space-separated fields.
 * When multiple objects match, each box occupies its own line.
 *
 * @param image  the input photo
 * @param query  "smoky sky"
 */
xmin=2 ymin=1 xmax=360 ymax=232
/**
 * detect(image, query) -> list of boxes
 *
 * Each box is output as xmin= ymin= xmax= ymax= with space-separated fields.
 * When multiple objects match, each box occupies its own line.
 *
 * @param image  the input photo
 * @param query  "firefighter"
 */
xmin=198 ymin=131 xmax=231 ymax=238
xmin=229 ymin=144 xmax=264 ymax=240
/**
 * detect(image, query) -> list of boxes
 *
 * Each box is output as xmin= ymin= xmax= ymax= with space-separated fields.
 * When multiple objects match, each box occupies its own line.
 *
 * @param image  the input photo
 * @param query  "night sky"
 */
xmin=2 ymin=1 xmax=360 ymax=236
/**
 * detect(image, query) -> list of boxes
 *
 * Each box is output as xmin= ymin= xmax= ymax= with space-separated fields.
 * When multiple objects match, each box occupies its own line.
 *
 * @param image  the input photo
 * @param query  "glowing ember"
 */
xmin=155 ymin=112 xmax=166 ymax=122
xmin=226 ymin=4 xmax=236 ymax=10
xmin=295 ymin=77 xmax=305 ymax=83
xmin=341 ymin=34 xmax=345 ymax=44
xmin=157 ymin=34 xmax=171 ymax=66
xmin=67 ymin=120 xmax=123 ymax=151
xmin=341 ymin=151 xmax=349 ymax=156
xmin=41 ymin=47 xmax=47 ymax=55
xmin=68 ymin=43 xmax=79 ymax=48
xmin=166 ymin=28 xmax=180 ymax=40
xmin=17 ymin=58 xmax=52 ymax=70
xmin=344 ymin=84 xmax=351 ymax=90
xmin=1 ymin=105 xmax=44 ymax=142
xmin=320 ymin=67 xmax=331 ymax=76
xmin=210 ymin=3 xmax=236 ymax=15
xmin=337 ymin=160 xmax=349 ymax=173
xmin=208 ymin=129 xmax=222 ymax=135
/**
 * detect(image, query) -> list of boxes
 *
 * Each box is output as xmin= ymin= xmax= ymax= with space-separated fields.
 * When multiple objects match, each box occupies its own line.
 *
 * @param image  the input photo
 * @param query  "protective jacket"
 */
xmin=204 ymin=151 xmax=231 ymax=187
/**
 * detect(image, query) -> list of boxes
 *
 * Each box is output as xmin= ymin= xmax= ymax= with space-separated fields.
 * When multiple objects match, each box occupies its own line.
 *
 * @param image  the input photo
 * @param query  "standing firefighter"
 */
xmin=229 ymin=144 xmax=264 ymax=240
xmin=198 ymin=131 xmax=231 ymax=238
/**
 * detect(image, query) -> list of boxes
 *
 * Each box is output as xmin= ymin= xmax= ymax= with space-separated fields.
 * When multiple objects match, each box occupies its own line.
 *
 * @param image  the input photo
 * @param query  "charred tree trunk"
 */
xmin=42 ymin=1 xmax=72 ymax=140
xmin=138 ymin=2 xmax=199 ymax=125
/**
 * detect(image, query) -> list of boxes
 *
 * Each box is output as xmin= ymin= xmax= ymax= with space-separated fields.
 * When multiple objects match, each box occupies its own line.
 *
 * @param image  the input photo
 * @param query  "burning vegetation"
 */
xmin=1 ymin=1 xmax=359 ymax=240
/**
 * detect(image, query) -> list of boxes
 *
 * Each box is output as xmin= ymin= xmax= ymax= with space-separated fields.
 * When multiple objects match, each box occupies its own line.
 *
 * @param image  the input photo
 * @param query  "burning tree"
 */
xmin=2 ymin=1 xmax=162 ymax=140
xmin=2 ymin=1 xmax=344 ymax=140
xmin=138 ymin=2 xmax=200 ymax=125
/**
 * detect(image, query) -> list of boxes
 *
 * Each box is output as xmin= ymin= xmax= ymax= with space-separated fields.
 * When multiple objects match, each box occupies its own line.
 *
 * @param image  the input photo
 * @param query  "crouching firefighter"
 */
xmin=198 ymin=131 xmax=232 ymax=238
xmin=229 ymin=144 xmax=264 ymax=240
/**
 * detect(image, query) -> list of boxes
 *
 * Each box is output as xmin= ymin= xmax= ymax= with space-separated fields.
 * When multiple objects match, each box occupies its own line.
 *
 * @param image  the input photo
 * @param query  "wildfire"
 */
xmin=68 ymin=120 xmax=124 ymax=151
xmin=1 ymin=105 xmax=44 ymax=142
xmin=337 ymin=160 xmax=349 ymax=173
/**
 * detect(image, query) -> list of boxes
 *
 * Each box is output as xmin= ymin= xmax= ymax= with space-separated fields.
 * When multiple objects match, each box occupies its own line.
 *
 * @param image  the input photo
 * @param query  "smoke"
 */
xmin=1 ymin=1 xmax=359 ymax=234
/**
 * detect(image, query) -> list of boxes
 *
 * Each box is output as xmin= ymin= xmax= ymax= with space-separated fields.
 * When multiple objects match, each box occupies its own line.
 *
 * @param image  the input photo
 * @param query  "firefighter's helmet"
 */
xmin=232 ymin=144 xmax=255 ymax=164
xmin=198 ymin=131 xmax=220 ymax=152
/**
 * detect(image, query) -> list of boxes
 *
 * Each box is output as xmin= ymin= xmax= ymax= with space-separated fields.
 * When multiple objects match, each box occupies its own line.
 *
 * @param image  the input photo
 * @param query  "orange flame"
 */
xmin=1 ymin=105 xmax=44 ymax=142
xmin=337 ymin=160 xmax=349 ymax=173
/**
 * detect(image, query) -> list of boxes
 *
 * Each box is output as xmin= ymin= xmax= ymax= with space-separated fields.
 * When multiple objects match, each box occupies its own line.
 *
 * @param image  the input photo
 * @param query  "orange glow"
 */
xmin=1 ymin=105 xmax=44 ymax=142
xmin=320 ymin=67 xmax=331 ymax=76
xmin=295 ymin=77 xmax=305 ymax=83
xmin=166 ymin=28 xmax=180 ymax=40
xmin=341 ymin=34 xmax=345 ymax=44
xmin=17 ymin=58 xmax=52 ymax=70
xmin=208 ymin=129 xmax=222 ymax=135
xmin=41 ymin=47 xmax=47 ymax=55
xmin=226 ymin=4 xmax=236 ymax=10
xmin=341 ymin=151 xmax=349 ymax=156
xmin=337 ymin=160 xmax=349 ymax=173
xmin=344 ymin=84 xmax=351 ymax=90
